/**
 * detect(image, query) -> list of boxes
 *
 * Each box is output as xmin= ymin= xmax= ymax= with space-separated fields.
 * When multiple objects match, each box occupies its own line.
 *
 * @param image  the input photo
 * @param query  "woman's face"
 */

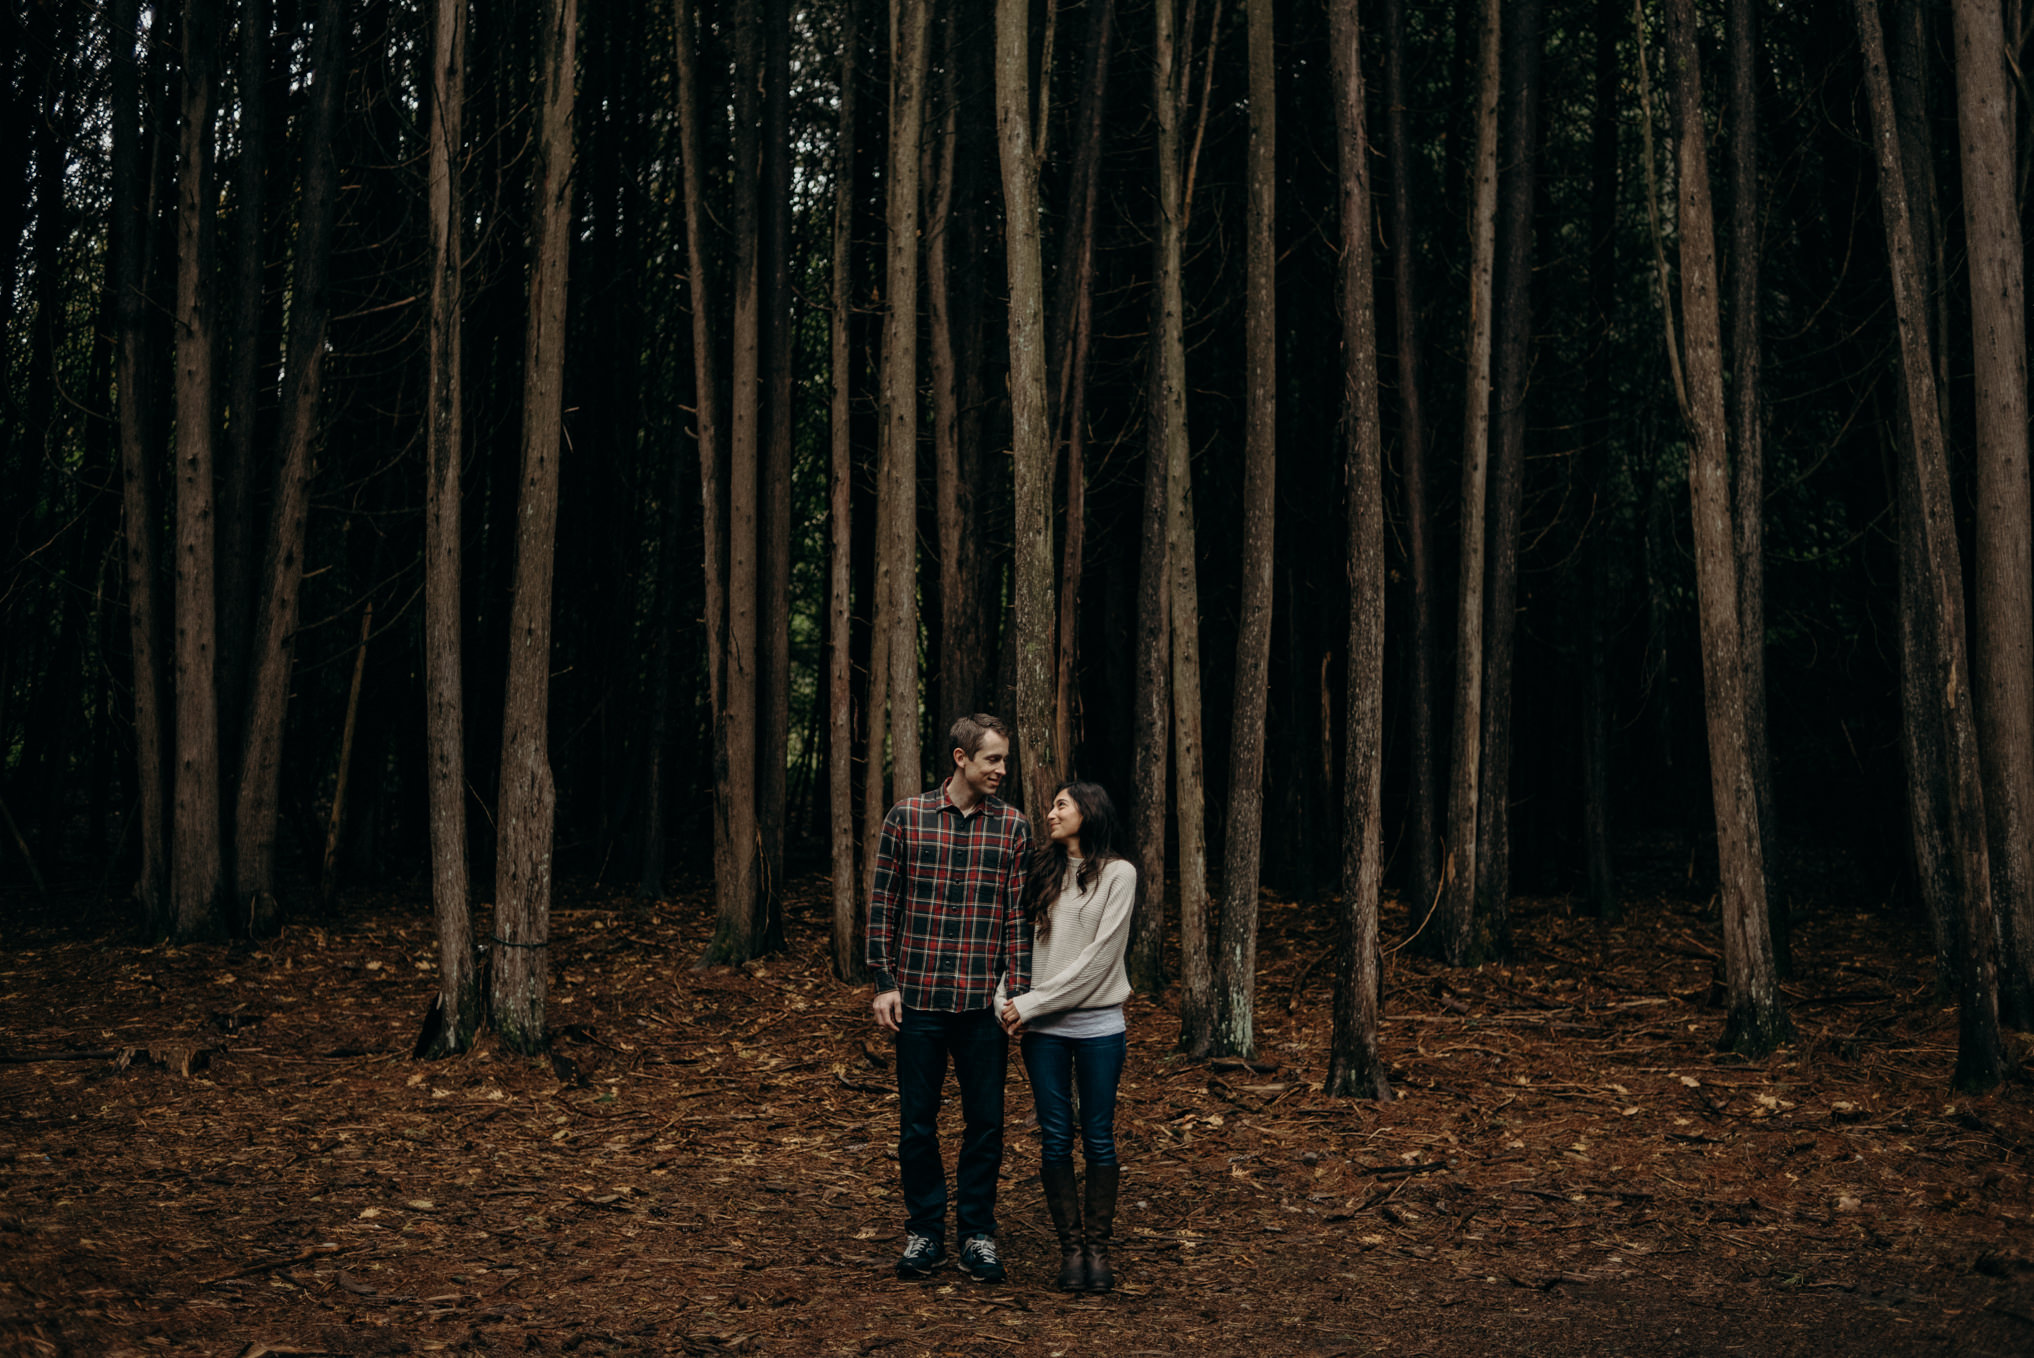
xmin=1046 ymin=790 xmax=1084 ymax=847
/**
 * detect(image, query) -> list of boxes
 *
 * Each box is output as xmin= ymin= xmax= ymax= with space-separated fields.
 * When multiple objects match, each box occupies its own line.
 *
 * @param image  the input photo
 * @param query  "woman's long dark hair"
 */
xmin=1022 ymin=781 xmax=1127 ymax=934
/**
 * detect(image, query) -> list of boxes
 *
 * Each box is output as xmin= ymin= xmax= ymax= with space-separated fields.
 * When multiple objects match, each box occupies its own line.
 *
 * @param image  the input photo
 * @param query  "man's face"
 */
xmin=953 ymin=731 xmax=1010 ymax=800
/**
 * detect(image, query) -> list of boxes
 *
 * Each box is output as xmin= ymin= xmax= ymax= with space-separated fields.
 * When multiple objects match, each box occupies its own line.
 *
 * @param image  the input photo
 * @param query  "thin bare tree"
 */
xmin=1854 ymin=0 xmax=2006 ymax=1089
xmin=1664 ymin=0 xmax=1789 ymax=1056
xmin=420 ymin=0 xmax=477 ymax=1054
xmin=829 ymin=0 xmax=863 ymax=983
xmin=1213 ymin=0 xmax=1277 ymax=1059
xmin=1326 ymin=0 xmax=1392 ymax=1102
xmin=492 ymin=0 xmax=577 ymax=1052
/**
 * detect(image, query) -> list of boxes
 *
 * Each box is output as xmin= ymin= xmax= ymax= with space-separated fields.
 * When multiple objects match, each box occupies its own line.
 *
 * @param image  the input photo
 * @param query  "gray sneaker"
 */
xmin=958 ymin=1232 xmax=1005 ymax=1283
xmin=897 ymin=1231 xmax=946 ymax=1278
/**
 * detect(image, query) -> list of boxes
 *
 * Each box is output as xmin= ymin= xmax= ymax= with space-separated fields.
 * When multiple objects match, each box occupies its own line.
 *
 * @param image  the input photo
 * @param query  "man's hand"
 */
xmin=999 ymin=1000 xmax=1024 ymax=1036
xmin=872 ymin=989 xmax=903 ymax=1033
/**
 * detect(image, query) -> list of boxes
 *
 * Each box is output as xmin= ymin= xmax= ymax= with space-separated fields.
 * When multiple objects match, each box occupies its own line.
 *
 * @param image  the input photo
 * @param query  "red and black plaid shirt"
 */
xmin=867 ymin=779 xmax=1032 ymax=1011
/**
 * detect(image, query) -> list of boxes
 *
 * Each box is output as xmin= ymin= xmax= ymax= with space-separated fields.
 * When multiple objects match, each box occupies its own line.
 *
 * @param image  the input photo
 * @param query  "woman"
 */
xmin=1000 ymin=781 xmax=1136 ymax=1292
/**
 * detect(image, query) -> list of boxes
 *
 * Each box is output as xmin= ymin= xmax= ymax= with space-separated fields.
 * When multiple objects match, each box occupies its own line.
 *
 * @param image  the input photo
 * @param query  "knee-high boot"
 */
xmin=1079 ymin=1162 xmax=1119 ymax=1292
xmin=1040 ymin=1162 xmax=1086 ymax=1290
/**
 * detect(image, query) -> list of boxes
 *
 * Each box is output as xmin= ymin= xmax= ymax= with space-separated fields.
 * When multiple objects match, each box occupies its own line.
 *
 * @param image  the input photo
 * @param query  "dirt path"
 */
xmin=2 ymin=879 xmax=2030 ymax=1356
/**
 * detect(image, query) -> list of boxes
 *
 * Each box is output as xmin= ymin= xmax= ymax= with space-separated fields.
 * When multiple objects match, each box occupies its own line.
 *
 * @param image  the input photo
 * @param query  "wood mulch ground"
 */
xmin=2 ymin=869 xmax=2032 ymax=1357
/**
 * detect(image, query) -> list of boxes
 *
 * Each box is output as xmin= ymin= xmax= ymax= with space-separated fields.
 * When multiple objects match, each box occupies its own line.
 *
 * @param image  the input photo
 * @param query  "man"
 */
xmin=868 ymin=712 xmax=1031 ymax=1282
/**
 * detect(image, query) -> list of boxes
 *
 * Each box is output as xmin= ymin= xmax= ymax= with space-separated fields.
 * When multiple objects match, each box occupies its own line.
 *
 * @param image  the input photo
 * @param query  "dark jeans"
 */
xmin=1020 ymin=1028 xmax=1126 ymax=1166
xmin=896 ymin=1005 xmax=1008 ymax=1241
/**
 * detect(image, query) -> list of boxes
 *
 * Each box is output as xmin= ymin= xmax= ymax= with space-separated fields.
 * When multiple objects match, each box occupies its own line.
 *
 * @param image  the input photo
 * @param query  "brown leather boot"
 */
xmin=1040 ymin=1162 xmax=1086 ymax=1291
xmin=1079 ymin=1162 xmax=1119 ymax=1292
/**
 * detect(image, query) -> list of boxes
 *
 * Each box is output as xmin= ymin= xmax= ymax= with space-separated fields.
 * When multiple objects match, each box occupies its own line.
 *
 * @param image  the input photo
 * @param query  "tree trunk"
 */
xmin=1213 ymin=0 xmax=1276 ymax=1060
xmin=829 ymin=0 xmax=863 ymax=984
xmin=1854 ymin=0 xmax=2006 ymax=1089
xmin=1437 ymin=0 xmax=1500 ymax=966
xmin=879 ymin=0 xmax=931 ymax=802
xmin=216 ymin=0 xmax=268 ymax=773
xmin=928 ymin=19 xmax=974 ymax=740
xmin=233 ymin=0 xmax=344 ymax=917
xmin=757 ymin=0 xmax=793 ymax=953
xmin=1472 ymin=0 xmax=1542 ymax=954
xmin=421 ymin=0 xmax=477 ymax=1055
xmin=1128 ymin=341 xmax=1173 ymax=993
xmin=1325 ymin=0 xmax=1392 ymax=1102
xmin=1581 ymin=0 xmax=1620 ymax=920
xmin=998 ymin=0 xmax=1057 ymax=812
xmin=318 ymin=601 xmax=372 ymax=913
xmin=492 ymin=0 xmax=576 ymax=1053
xmin=111 ymin=0 xmax=170 ymax=933
xmin=1665 ymin=0 xmax=1789 ymax=1057
xmin=171 ymin=0 xmax=225 ymax=940
xmin=1727 ymin=0 xmax=1781 ymax=973
xmin=1948 ymin=0 xmax=2034 ymax=1028
xmin=702 ymin=0 xmax=768 ymax=963
xmin=1380 ymin=0 xmax=1437 ymax=925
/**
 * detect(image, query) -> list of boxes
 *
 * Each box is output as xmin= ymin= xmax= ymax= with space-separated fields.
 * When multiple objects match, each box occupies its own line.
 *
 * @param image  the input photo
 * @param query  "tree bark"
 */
xmin=171 ymin=0 xmax=226 ymax=939
xmin=1894 ymin=417 xmax=1960 ymax=990
xmin=1472 ymin=0 xmax=1541 ymax=954
xmin=997 ymin=0 xmax=1057 ymax=812
xmin=701 ymin=0 xmax=768 ymax=963
xmin=1437 ymin=0 xmax=1500 ymax=966
xmin=1380 ymin=0 xmax=1437 ymax=925
xmin=1948 ymin=0 xmax=2034 ymax=1028
xmin=111 ymin=0 xmax=170 ymax=933
xmin=1727 ymin=0 xmax=1781 ymax=973
xmin=758 ymin=0 xmax=794 ymax=952
xmin=233 ymin=0 xmax=344 ymax=917
xmin=1213 ymin=0 xmax=1276 ymax=1059
xmin=421 ymin=0 xmax=476 ymax=1055
xmin=1665 ymin=0 xmax=1789 ymax=1057
xmin=1581 ymin=0 xmax=1620 ymax=921
xmin=829 ymin=0 xmax=863 ymax=984
xmin=928 ymin=19 xmax=974 ymax=738
xmin=878 ymin=0 xmax=931 ymax=802
xmin=318 ymin=601 xmax=372 ymax=913
xmin=1325 ymin=0 xmax=1392 ymax=1102
xmin=492 ymin=0 xmax=576 ymax=1053
xmin=1855 ymin=0 xmax=2006 ymax=1089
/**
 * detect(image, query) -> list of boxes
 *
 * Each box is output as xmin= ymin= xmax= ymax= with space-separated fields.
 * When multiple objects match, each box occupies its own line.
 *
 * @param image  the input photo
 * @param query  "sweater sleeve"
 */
xmin=1011 ymin=861 xmax=1137 ymax=1021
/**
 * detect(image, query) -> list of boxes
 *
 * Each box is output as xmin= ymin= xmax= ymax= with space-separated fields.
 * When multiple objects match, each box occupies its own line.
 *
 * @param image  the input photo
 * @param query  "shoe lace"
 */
xmin=905 ymin=1232 xmax=937 ymax=1258
xmin=966 ymin=1235 xmax=1000 ymax=1263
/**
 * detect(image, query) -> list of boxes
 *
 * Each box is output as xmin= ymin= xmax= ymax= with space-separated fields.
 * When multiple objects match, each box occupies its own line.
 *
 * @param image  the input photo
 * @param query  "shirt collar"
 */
xmin=938 ymin=776 xmax=1001 ymax=820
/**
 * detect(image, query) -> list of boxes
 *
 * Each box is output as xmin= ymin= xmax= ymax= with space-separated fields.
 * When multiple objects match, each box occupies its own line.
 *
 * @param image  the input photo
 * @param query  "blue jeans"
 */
xmin=1020 ymin=1028 xmax=1126 ymax=1166
xmin=895 ymin=1006 xmax=1008 ymax=1241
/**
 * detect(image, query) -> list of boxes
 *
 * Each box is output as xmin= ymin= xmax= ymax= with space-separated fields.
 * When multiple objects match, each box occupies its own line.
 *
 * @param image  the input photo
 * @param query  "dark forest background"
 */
xmin=5 ymin=0 xmax=2033 ymax=1090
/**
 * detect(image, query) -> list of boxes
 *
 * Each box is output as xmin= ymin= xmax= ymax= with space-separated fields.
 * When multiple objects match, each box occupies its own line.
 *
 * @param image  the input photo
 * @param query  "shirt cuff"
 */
xmin=871 ymin=969 xmax=898 ymax=996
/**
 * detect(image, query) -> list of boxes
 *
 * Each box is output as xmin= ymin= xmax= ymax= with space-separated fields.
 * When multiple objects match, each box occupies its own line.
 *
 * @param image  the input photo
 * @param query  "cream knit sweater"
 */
xmin=1009 ymin=855 xmax=1137 ymax=1022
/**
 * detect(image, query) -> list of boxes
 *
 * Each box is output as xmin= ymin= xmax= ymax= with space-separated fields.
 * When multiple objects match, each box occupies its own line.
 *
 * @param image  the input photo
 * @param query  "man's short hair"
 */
xmin=950 ymin=712 xmax=1012 ymax=760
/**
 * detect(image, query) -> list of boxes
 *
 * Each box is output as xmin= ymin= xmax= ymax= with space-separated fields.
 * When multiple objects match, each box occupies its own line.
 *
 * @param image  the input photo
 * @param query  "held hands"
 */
xmin=871 ymin=990 xmax=903 ymax=1033
xmin=999 ymin=1000 xmax=1024 ymax=1036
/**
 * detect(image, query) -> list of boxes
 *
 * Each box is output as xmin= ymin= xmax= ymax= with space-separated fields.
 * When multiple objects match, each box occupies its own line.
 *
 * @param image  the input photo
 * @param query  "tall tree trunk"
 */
xmin=1381 ymin=0 xmax=1437 ymax=924
xmin=997 ymin=0 xmax=1056 ymax=810
xmin=171 ymin=0 xmax=225 ymax=939
xmin=1436 ymin=0 xmax=1500 ymax=966
xmin=233 ymin=0 xmax=344 ymax=917
xmin=1727 ymin=0 xmax=1781 ymax=973
xmin=1049 ymin=0 xmax=1114 ymax=776
xmin=1581 ymin=0 xmax=1620 ymax=920
xmin=1855 ymin=0 xmax=2006 ymax=1089
xmin=421 ymin=0 xmax=476 ymax=1055
xmin=702 ymin=0 xmax=768 ymax=963
xmin=1665 ymin=0 xmax=1789 ymax=1057
xmin=1213 ymin=0 xmax=1276 ymax=1059
xmin=217 ymin=0 xmax=267 ymax=776
xmin=112 ymin=0 xmax=170 ymax=932
xmin=492 ymin=0 xmax=576 ymax=1053
xmin=1325 ymin=0 xmax=1392 ymax=1102
xmin=1151 ymin=0 xmax=1211 ymax=1054
xmin=757 ymin=0 xmax=793 ymax=952
xmin=1472 ymin=0 xmax=1542 ymax=954
xmin=1949 ymin=0 xmax=2034 ymax=1028
xmin=879 ymin=0 xmax=931 ymax=802
xmin=318 ymin=601 xmax=372 ymax=913
xmin=829 ymin=0 xmax=863 ymax=984
xmin=928 ymin=19 xmax=968 ymax=740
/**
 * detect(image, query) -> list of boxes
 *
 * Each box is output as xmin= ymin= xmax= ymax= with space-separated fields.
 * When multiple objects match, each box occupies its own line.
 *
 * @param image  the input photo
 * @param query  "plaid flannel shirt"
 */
xmin=867 ymin=780 xmax=1032 ymax=1011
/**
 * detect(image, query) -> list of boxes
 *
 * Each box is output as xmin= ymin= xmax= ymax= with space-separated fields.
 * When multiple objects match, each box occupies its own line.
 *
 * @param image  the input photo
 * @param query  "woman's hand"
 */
xmin=999 ymin=1000 xmax=1024 ymax=1035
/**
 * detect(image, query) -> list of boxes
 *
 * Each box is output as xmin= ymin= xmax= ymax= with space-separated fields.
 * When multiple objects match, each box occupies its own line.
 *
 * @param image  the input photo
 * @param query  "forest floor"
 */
xmin=3 ymin=864 xmax=2034 ymax=1357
